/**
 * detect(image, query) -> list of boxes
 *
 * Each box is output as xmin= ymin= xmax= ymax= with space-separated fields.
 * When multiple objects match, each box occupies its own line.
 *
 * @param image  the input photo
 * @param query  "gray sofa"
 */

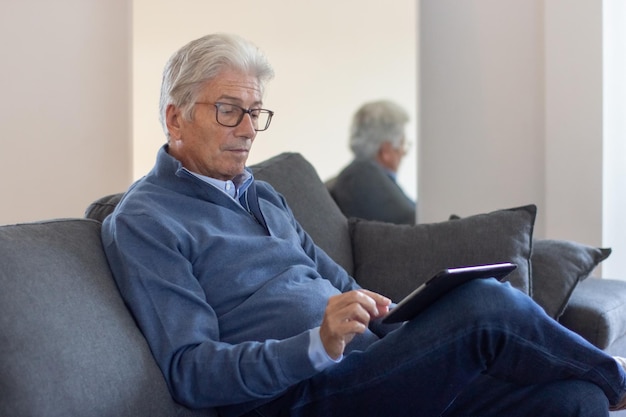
xmin=2 ymin=152 xmax=626 ymax=417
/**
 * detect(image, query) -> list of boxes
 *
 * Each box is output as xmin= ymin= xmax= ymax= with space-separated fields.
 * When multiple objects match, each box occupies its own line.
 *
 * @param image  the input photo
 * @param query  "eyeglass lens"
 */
xmin=216 ymin=103 xmax=272 ymax=131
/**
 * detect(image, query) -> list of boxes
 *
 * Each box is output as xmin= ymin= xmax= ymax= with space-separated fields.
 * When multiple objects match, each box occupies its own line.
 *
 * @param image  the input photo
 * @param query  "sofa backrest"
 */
xmin=0 ymin=219 xmax=214 ymax=417
xmin=85 ymin=152 xmax=354 ymax=275
xmin=85 ymin=192 xmax=123 ymax=222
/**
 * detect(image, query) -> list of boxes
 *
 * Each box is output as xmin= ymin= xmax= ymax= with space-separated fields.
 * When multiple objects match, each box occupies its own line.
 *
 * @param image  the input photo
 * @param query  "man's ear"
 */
xmin=166 ymin=104 xmax=183 ymax=140
xmin=378 ymin=141 xmax=394 ymax=164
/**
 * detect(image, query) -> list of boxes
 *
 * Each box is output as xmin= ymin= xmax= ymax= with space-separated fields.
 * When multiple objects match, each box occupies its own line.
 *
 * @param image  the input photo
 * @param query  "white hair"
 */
xmin=158 ymin=33 xmax=275 ymax=138
xmin=349 ymin=100 xmax=409 ymax=159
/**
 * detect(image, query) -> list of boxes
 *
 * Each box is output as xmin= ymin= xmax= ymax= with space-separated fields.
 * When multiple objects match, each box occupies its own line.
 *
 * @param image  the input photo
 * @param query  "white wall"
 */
xmin=418 ymin=1 xmax=600 ymax=236
xmin=419 ymin=0 xmax=625 ymax=277
xmin=602 ymin=0 xmax=626 ymax=279
xmin=0 ymin=0 xmax=132 ymax=225
xmin=132 ymin=0 xmax=418 ymax=201
xmin=419 ymin=0 xmax=546 ymax=227
xmin=0 ymin=1 xmax=416 ymax=226
xmin=544 ymin=0 xmax=603 ymax=245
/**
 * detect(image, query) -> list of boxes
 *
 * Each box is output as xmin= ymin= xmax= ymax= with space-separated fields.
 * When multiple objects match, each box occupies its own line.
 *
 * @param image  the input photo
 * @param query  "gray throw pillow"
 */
xmin=531 ymin=239 xmax=611 ymax=319
xmin=349 ymin=205 xmax=536 ymax=302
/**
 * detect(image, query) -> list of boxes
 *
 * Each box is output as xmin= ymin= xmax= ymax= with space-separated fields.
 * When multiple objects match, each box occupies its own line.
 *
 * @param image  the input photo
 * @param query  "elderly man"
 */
xmin=329 ymin=100 xmax=416 ymax=224
xmin=102 ymin=33 xmax=626 ymax=417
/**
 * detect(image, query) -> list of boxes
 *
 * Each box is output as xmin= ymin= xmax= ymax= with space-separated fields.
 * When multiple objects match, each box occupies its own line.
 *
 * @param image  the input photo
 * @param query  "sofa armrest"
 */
xmin=0 ymin=220 xmax=214 ymax=417
xmin=559 ymin=278 xmax=626 ymax=352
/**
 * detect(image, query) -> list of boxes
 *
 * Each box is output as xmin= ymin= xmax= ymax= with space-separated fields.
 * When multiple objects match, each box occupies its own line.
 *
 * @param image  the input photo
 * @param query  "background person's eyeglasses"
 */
xmin=195 ymin=102 xmax=274 ymax=131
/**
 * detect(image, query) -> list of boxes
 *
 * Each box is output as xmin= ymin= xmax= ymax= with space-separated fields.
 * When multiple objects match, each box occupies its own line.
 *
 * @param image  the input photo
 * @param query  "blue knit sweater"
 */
xmin=101 ymin=146 xmax=379 ymax=413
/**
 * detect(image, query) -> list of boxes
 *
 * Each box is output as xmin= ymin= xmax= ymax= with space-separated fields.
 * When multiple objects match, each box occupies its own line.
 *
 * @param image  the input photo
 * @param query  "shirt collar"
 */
xmin=184 ymin=168 xmax=253 ymax=199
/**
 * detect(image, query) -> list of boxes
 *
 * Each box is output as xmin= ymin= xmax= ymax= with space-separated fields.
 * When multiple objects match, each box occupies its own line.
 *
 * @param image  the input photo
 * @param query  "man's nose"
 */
xmin=236 ymin=112 xmax=257 ymax=136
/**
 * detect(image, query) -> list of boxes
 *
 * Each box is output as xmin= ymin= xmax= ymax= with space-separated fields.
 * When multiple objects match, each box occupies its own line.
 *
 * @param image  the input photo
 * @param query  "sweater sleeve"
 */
xmin=101 ymin=212 xmax=318 ymax=409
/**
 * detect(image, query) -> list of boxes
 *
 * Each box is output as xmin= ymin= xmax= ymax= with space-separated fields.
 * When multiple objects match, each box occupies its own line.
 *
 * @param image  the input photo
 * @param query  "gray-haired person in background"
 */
xmin=328 ymin=100 xmax=416 ymax=224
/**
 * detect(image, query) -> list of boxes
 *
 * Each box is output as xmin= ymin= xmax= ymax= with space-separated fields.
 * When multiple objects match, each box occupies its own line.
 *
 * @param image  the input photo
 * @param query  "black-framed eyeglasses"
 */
xmin=195 ymin=102 xmax=274 ymax=131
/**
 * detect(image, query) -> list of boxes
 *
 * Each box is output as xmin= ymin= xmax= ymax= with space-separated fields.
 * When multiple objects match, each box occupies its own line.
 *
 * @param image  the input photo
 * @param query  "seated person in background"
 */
xmin=328 ymin=100 xmax=416 ymax=224
xmin=101 ymin=33 xmax=626 ymax=417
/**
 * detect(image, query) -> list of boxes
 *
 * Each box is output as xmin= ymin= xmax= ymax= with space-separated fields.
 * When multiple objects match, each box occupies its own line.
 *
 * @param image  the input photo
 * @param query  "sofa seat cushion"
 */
xmin=349 ymin=205 xmax=536 ymax=302
xmin=0 ymin=219 xmax=213 ymax=417
xmin=559 ymin=278 xmax=626 ymax=350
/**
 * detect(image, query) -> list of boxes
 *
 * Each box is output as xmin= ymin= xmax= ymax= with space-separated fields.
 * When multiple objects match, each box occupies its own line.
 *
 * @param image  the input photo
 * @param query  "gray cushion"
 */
xmin=559 ymin=278 xmax=626 ymax=350
xmin=0 ymin=219 xmax=214 ymax=417
xmin=349 ymin=205 xmax=536 ymax=302
xmin=251 ymin=152 xmax=354 ymax=275
xmin=531 ymin=239 xmax=611 ymax=319
xmin=85 ymin=192 xmax=123 ymax=222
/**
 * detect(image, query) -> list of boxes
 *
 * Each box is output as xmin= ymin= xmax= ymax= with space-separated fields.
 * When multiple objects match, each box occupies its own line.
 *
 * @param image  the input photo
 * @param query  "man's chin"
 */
xmin=226 ymin=163 xmax=248 ymax=179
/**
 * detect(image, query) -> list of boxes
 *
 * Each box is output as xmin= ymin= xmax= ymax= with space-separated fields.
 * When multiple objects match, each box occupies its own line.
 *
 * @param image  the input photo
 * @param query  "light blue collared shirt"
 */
xmin=184 ymin=168 xmax=253 ymax=200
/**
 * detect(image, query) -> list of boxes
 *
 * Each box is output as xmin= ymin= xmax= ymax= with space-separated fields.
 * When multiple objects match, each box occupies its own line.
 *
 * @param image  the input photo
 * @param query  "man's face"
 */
xmin=166 ymin=69 xmax=263 ymax=180
xmin=379 ymin=136 xmax=408 ymax=174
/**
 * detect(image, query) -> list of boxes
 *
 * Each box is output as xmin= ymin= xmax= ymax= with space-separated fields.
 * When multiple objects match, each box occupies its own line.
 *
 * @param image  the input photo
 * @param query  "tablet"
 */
xmin=382 ymin=262 xmax=517 ymax=324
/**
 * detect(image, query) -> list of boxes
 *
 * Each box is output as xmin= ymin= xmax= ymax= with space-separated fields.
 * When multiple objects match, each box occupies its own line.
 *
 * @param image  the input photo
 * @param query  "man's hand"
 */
xmin=319 ymin=290 xmax=391 ymax=359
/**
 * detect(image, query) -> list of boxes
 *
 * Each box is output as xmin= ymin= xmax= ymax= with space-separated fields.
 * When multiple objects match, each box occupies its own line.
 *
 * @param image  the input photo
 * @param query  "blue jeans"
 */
xmin=245 ymin=279 xmax=626 ymax=417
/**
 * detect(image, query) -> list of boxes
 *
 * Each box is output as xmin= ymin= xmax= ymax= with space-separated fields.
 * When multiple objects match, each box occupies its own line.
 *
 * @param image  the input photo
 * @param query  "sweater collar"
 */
xmin=151 ymin=144 xmax=254 ymax=201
